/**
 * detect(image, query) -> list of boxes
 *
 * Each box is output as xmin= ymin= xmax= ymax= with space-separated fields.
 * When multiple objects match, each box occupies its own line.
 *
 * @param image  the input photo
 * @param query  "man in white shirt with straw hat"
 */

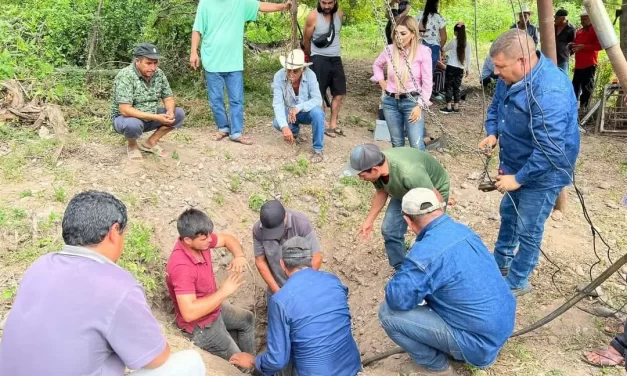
xmin=272 ymin=49 xmax=326 ymax=163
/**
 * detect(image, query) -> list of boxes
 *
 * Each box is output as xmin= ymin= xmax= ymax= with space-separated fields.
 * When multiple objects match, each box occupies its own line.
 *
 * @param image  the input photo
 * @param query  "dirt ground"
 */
xmin=1 ymin=57 xmax=627 ymax=375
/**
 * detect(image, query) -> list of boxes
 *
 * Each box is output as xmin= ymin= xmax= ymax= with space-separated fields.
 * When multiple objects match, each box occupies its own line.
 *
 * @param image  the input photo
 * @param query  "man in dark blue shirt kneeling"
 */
xmin=379 ymin=188 xmax=516 ymax=375
xmin=230 ymin=237 xmax=361 ymax=376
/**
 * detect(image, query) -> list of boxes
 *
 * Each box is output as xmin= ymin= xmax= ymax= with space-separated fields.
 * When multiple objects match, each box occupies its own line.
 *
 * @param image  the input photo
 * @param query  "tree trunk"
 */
xmin=86 ymin=0 xmax=105 ymax=70
xmin=621 ymin=0 xmax=627 ymax=59
xmin=291 ymin=0 xmax=299 ymax=49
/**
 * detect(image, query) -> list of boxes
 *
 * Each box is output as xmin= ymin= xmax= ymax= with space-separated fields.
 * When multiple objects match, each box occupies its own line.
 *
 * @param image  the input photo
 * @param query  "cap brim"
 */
xmin=343 ymin=163 xmax=361 ymax=177
xmin=259 ymin=223 xmax=286 ymax=240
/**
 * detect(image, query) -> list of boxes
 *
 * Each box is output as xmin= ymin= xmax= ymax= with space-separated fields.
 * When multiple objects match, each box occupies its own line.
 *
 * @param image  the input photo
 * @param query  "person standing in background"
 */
xmin=554 ymin=8 xmax=576 ymax=74
xmin=385 ymin=0 xmax=411 ymax=45
xmin=440 ymin=22 xmax=471 ymax=114
xmin=571 ymin=9 xmax=602 ymax=111
xmin=416 ymin=0 xmax=447 ymax=75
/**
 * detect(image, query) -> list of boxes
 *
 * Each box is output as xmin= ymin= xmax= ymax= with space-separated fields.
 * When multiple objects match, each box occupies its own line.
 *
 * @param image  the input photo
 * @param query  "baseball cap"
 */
xmin=402 ymin=188 xmax=446 ymax=216
xmin=281 ymin=236 xmax=313 ymax=261
xmin=259 ymin=200 xmax=286 ymax=240
xmin=343 ymin=143 xmax=385 ymax=176
xmin=134 ymin=43 xmax=162 ymax=60
xmin=555 ymin=8 xmax=568 ymax=17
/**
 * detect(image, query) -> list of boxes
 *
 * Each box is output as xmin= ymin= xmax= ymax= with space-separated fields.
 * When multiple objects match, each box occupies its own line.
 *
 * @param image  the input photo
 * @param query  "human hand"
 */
xmin=379 ymin=80 xmax=387 ymax=91
xmin=478 ymin=135 xmax=497 ymax=156
xmin=220 ymin=273 xmax=246 ymax=296
xmin=282 ymin=127 xmax=295 ymax=144
xmin=357 ymin=220 xmax=374 ymax=240
xmin=229 ymin=353 xmax=255 ymax=369
xmin=495 ymin=174 xmax=521 ymax=192
xmin=288 ymin=107 xmax=299 ymax=124
xmin=156 ymin=114 xmax=176 ymax=126
xmin=190 ymin=52 xmax=200 ymax=70
xmin=284 ymin=0 xmax=292 ymax=10
xmin=408 ymin=106 xmax=422 ymax=123
xmin=228 ymin=256 xmax=247 ymax=274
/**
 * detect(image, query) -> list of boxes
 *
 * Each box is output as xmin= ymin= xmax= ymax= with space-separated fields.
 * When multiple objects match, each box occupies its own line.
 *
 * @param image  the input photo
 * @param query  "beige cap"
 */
xmin=402 ymin=188 xmax=446 ymax=216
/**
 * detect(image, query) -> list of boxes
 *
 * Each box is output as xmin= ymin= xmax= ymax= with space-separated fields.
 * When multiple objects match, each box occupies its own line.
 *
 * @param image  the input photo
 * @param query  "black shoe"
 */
xmin=440 ymin=107 xmax=454 ymax=114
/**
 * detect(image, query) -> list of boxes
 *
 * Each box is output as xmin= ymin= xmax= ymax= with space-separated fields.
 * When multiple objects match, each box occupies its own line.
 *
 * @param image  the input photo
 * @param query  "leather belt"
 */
xmin=385 ymin=91 xmax=420 ymax=100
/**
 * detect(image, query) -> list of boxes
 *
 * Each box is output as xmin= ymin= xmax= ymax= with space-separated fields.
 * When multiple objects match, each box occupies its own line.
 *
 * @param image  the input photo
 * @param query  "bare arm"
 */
xmin=312 ymin=252 xmax=322 ymax=270
xmin=365 ymin=190 xmax=389 ymax=225
xmin=255 ymin=255 xmax=281 ymax=293
xmin=191 ymin=31 xmax=201 ymax=55
xmin=303 ymin=11 xmax=317 ymax=55
xmin=143 ymin=343 xmax=171 ymax=369
xmin=259 ymin=2 xmax=289 ymax=13
xmin=118 ymin=103 xmax=159 ymax=122
xmin=215 ymin=233 xmax=245 ymax=258
xmin=163 ymin=97 xmax=175 ymax=114
xmin=176 ymin=273 xmax=244 ymax=322
xmin=439 ymin=27 xmax=447 ymax=49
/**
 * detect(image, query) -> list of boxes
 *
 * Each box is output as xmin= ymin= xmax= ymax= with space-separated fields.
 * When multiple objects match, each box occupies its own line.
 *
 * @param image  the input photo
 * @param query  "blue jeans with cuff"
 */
xmin=382 ymin=96 xmax=426 ymax=150
xmin=113 ymin=107 xmax=184 ymax=140
xmin=381 ymin=198 xmax=408 ymax=270
xmin=494 ymin=187 xmax=561 ymax=289
xmin=379 ymin=301 xmax=463 ymax=372
xmin=272 ymin=106 xmax=325 ymax=152
xmin=205 ymin=71 xmax=244 ymax=140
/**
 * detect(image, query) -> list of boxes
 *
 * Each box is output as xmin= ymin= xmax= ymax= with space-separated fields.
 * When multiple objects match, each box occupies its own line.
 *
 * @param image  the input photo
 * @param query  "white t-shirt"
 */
xmin=416 ymin=11 xmax=446 ymax=45
xmin=444 ymin=38 xmax=472 ymax=71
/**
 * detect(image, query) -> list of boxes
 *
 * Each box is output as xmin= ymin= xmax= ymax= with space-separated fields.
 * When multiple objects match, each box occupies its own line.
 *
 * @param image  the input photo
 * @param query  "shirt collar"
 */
xmin=416 ymin=214 xmax=450 ymax=241
xmin=132 ymin=62 xmax=153 ymax=84
xmin=58 ymin=245 xmax=120 ymax=268
xmin=175 ymin=239 xmax=207 ymax=265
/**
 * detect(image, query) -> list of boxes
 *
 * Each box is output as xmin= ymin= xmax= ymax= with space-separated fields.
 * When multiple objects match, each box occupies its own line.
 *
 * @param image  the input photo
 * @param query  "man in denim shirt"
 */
xmin=379 ymin=188 xmax=515 ymax=375
xmin=479 ymin=29 xmax=580 ymax=296
xmin=272 ymin=49 xmax=326 ymax=163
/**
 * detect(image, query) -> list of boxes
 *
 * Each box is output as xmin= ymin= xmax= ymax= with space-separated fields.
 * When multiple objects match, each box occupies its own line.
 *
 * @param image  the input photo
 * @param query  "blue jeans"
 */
xmin=382 ymin=96 xmax=425 ymax=150
xmin=494 ymin=187 xmax=561 ymax=289
xmin=205 ymin=71 xmax=244 ymax=140
xmin=379 ymin=301 xmax=463 ymax=371
xmin=423 ymin=41 xmax=441 ymax=73
xmin=113 ymin=107 xmax=184 ymax=139
xmin=557 ymin=61 xmax=570 ymax=74
xmin=381 ymin=198 xmax=408 ymax=270
xmin=272 ymin=106 xmax=325 ymax=152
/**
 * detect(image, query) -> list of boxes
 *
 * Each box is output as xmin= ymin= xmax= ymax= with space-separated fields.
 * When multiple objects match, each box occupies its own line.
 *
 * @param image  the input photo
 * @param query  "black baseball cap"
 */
xmin=259 ymin=200 xmax=286 ymax=240
xmin=343 ymin=143 xmax=385 ymax=176
xmin=134 ymin=43 xmax=162 ymax=60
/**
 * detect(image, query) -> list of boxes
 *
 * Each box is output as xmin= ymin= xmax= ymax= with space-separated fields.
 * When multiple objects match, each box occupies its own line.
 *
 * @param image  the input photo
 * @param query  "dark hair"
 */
xmin=177 ymin=209 xmax=214 ymax=240
xmin=317 ymin=0 xmax=338 ymax=14
xmin=422 ymin=0 xmax=439 ymax=29
xmin=455 ymin=23 xmax=467 ymax=66
xmin=62 ymin=190 xmax=127 ymax=246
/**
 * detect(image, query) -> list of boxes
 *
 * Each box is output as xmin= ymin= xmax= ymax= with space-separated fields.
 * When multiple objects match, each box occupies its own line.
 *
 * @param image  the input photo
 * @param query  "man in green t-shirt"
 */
xmin=190 ymin=0 xmax=290 ymax=146
xmin=344 ymin=143 xmax=450 ymax=270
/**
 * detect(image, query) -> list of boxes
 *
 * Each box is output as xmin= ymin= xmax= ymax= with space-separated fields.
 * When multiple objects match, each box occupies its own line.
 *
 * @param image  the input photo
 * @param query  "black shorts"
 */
xmin=310 ymin=55 xmax=347 ymax=99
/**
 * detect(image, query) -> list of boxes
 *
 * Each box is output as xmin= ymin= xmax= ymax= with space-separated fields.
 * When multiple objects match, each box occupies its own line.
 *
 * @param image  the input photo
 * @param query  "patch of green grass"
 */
xmin=118 ymin=222 xmax=165 ymax=301
xmin=0 ymin=286 xmax=17 ymax=300
xmin=0 ymin=207 xmax=29 ymax=231
xmin=229 ymin=175 xmax=242 ymax=193
xmin=53 ymin=186 xmax=67 ymax=203
xmin=301 ymin=187 xmax=330 ymax=227
xmin=212 ymin=192 xmax=225 ymax=206
xmin=546 ymin=370 xmax=567 ymax=376
xmin=283 ymin=158 xmax=309 ymax=177
xmin=248 ymin=193 xmax=267 ymax=212
xmin=171 ymin=150 xmax=179 ymax=160
xmin=8 ymin=237 xmax=63 ymax=265
xmin=225 ymin=151 xmax=232 ymax=160
xmin=173 ymin=133 xmax=193 ymax=143
xmin=620 ymin=160 xmax=627 ymax=175
xmin=19 ymin=189 xmax=33 ymax=198
xmin=0 ymin=132 xmax=60 ymax=181
xmin=507 ymin=341 xmax=533 ymax=362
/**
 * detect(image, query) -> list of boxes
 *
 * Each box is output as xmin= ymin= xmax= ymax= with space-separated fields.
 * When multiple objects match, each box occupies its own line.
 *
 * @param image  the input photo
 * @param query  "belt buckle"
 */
xmin=394 ymin=93 xmax=400 ymax=100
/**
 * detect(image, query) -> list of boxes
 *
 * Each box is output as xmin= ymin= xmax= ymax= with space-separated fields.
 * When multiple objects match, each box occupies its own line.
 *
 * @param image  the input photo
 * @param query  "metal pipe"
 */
xmin=584 ymin=0 xmax=627 ymax=88
xmin=537 ymin=0 xmax=557 ymax=64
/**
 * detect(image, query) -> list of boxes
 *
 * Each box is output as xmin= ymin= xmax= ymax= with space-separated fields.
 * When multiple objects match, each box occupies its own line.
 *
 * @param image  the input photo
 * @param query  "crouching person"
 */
xmin=272 ymin=49 xmax=326 ymax=163
xmin=166 ymin=209 xmax=254 ymax=361
xmin=230 ymin=237 xmax=362 ymax=376
xmin=0 ymin=191 xmax=205 ymax=376
xmin=379 ymin=188 xmax=516 ymax=375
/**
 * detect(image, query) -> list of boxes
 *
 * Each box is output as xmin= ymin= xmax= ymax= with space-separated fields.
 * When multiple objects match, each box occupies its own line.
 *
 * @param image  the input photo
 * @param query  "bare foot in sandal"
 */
xmin=583 ymin=347 xmax=625 ymax=367
xmin=127 ymin=146 xmax=142 ymax=161
xmin=211 ymin=131 xmax=229 ymax=141
xmin=232 ymin=136 xmax=253 ymax=145
xmin=138 ymin=142 xmax=169 ymax=158
xmin=310 ymin=151 xmax=323 ymax=163
xmin=605 ymin=318 xmax=626 ymax=335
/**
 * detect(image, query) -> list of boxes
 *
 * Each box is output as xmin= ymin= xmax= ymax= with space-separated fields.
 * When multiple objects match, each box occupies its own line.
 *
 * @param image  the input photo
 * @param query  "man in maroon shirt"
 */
xmin=166 ymin=208 xmax=254 ymax=361
xmin=571 ymin=9 xmax=602 ymax=110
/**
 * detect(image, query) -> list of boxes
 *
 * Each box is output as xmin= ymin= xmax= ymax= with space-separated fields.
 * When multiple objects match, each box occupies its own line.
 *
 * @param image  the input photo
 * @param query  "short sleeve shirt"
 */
xmin=373 ymin=147 xmax=450 ymax=201
xmin=166 ymin=234 xmax=220 ymax=333
xmin=416 ymin=11 xmax=446 ymax=45
xmin=193 ymin=0 xmax=260 ymax=72
xmin=0 ymin=246 xmax=166 ymax=376
xmin=110 ymin=63 xmax=173 ymax=118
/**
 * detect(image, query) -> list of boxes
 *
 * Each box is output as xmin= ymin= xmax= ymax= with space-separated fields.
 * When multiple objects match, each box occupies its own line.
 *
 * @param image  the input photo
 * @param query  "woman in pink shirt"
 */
xmin=373 ymin=16 xmax=433 ymax=150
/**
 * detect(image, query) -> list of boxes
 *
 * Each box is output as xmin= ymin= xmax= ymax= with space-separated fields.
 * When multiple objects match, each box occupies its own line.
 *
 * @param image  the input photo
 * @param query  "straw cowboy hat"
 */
xmin=518 ymin=5 xmax=533 ymax=14
xmin=280 ymin=49 xmax=312 ymax=70
xmin=580 ymin=9 xmax=589 ymax=17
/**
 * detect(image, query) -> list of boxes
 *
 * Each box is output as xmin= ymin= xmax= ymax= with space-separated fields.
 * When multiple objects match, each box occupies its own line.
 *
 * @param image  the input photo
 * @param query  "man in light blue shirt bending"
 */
xmin=272 ymin=49 xmax=325 ymax=163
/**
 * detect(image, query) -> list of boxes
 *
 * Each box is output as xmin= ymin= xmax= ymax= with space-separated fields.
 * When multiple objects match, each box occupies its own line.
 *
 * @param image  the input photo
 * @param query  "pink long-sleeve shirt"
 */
xmin=373 ymin=44 xmax=433 ymax=107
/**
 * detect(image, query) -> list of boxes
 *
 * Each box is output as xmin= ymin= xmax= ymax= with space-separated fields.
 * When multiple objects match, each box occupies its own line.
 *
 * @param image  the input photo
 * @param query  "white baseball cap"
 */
xmin=402 ymin=188 xmax=446 ymax=216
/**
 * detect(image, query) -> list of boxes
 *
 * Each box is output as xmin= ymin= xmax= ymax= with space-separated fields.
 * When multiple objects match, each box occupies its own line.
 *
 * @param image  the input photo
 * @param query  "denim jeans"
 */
xmin=131 ymin=350 xmax=205 ymax=376
xmin=494 ymin=187 xmax=561 ymax=289
xmin=557 ymin=61 xmax=569 ymax=75
xmin=382 ymin=96 xmax=425 ymax=150
xmin=113 ymin=107 xmax=185 ymax=140
xmin=204 ymin=71 xmax=244 ymax=140
xmin=192 ymin=302 xmax=255 ymax=361
xmin=381 ymin=198 xmax=408 ymax=270
xmin=379 ymin=301 xmax=463 ymax=372
xmin=422 ymin=41 xmax=441 ymax=73
xmin=272 ymin=106 xmax=325 ymax=151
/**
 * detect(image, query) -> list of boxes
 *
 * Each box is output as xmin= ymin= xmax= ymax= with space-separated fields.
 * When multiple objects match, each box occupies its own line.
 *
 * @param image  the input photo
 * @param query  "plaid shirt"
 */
xmin=110 ymin=63 xmax=173 ymax=118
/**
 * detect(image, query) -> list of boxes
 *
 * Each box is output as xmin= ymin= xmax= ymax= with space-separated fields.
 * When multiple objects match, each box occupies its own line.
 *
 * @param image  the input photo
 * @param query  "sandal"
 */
xmin=231 ymin=136 xmax=253 ymax=145
xmin=211 ymin=132 xmax=229 ymax=141
xmin=127 ymin=146 xmax=142 ymax=161
xmin=324 ymin=128 xmax=337 ymax=138
xmin=137 ymin=143 xmax=168 ymax=158
xmin=582 ymin=348 xmax=625 ymax=367
xmin=295 ymin=134 xmax=308 ymax=144
xmin=604 ymin=319 xmax=626 ymax=335
xmin=310 ymin=151 xmax=324 ymax=163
